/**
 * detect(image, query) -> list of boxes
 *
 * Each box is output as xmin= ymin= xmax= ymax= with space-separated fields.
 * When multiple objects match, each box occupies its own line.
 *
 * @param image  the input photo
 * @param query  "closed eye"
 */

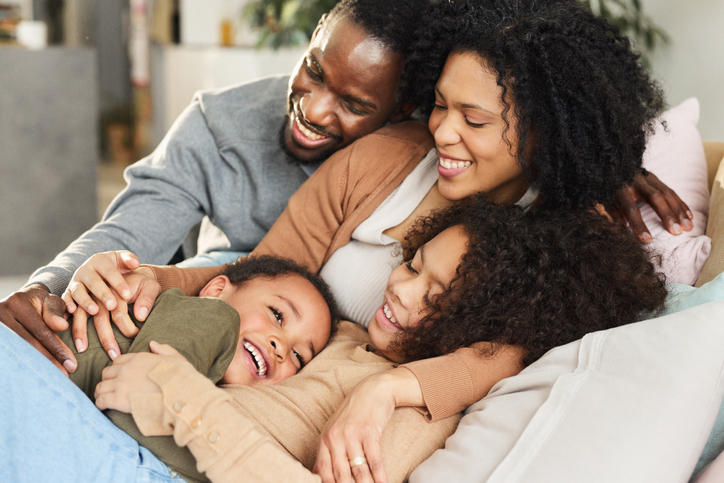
xmin=465 ymin=118 xmax=486 ymax=128
xmin=293 ymin=349 xmax=306 ymax=369
xmin=304 ymin=58 xmax=322 ymax=82
xmin=405 ymin=261 xmax=418 ymax=275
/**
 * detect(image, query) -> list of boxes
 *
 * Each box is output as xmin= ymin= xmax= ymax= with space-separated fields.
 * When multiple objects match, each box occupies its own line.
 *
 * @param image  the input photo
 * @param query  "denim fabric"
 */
xmin=0 ymin=324 xmax=185 ymax=483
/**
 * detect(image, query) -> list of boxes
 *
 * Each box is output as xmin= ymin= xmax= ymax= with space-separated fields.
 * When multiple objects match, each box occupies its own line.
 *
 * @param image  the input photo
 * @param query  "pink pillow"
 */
xmin=640 ymin=98 xmax=711 ymax=285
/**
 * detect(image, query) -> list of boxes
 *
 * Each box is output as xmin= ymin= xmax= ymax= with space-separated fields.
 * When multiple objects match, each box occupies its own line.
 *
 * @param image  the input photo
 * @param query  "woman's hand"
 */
xmin=614 ymin=170 xmax=694 ymax=243
xmin=313 ymin=367 xmax=424 ymax=483
xmin=62 ymin=251 xmax=161 ymax=357
xmin=95 ymin=341 xmax=187 ymax=413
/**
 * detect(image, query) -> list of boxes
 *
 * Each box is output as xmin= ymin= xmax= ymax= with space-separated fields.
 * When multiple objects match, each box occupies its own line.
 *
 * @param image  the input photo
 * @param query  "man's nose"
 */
xmin=300 ymin=90 xmax=335 ymax=128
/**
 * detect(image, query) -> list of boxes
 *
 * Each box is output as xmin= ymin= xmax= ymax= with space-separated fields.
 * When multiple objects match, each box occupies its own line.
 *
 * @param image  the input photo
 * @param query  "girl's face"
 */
xmin=368 ymin=225 xmax=469 ymax=362
xmin=429 ymin=51 xmax=528 ymax=204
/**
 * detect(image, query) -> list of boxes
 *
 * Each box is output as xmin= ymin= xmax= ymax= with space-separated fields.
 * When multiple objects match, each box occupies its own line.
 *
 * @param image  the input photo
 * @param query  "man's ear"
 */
xmin=311 ymin=13 xmax=328 ymax=41
xmin=388 ymin=101 xmax=419 ymax=123
xmin=199 ymin=275 xmax=231 ymax=298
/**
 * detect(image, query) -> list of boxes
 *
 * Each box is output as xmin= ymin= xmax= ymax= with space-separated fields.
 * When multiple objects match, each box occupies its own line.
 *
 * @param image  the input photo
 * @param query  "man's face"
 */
xmin=283 ymin=14 xmax=404 ymax=164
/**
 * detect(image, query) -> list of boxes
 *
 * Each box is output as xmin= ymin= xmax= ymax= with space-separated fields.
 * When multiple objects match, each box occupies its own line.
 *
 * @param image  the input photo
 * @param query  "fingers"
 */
xmin=1 ymin=287 xmax=77 ymax=373
xmin=635 ymin=171 xmax=694 ymax=234
xmin=131 ymin=277 xmax=162 ymax=322
xmin=362 ymin=436 xmax=386 ymax=483
xmin=313 ymin=441 xmax=335 ymax=483
xmin=63 ymin=279 xmax=102 ymax=315
xmin=42 ymin=294 xmax=69 ymax=332
xmin=150 ymin=341 xmax=186 ymax=361
xmin=108 ymin=290 xmax=139 ymax=339
xmin=614 ymin=184 xmax=652 ymax=243
xmin=71 ymin=307 xmax=89 ymax=353
xmin=93 ymin=304 xmax=122 ymax=360
xmin=118 ymin=250 xmax=141 ymax=271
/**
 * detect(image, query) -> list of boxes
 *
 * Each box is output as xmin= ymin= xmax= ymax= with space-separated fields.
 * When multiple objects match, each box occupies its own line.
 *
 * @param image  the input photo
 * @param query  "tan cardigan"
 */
xmin=130 ymin=322 xmax=464 ymax=483
xmin=151 ymin=121 xmax=522 ymax=420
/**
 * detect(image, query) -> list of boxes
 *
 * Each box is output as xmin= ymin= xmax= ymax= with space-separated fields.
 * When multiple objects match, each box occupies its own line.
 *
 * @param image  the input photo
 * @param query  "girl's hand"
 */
xmin=62 ymin=251 xmax=161 ymax=357
xmin=95 ymin=341 xmax=187 ymax=413
xmin=313 ymin=368 xmax=424 ymax=483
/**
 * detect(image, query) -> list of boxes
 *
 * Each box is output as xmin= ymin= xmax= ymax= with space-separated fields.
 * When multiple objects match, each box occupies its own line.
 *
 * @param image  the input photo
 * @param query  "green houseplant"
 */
xmin=243 ymin=0 xmax=668 ymax=58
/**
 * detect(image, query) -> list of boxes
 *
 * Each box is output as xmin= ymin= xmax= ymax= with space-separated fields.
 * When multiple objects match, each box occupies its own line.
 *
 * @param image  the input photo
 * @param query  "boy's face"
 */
xmin=201 ymin=274 xmax=332 ymax=386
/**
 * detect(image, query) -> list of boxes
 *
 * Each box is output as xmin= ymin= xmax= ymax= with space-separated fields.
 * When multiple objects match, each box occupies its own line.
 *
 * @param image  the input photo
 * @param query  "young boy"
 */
xmin=59 ymin=255 xmax=339 ymax=483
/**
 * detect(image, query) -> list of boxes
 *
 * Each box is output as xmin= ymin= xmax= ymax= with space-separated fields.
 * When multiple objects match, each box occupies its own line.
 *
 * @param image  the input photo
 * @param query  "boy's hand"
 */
xmin=95 ymin=341 xmax=187 ymax=413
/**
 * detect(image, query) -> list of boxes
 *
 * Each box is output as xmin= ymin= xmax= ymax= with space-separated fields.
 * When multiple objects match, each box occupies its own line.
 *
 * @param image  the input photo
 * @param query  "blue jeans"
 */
xmin=176 ymin=250 xmax=249 ymax=268
xmin=0 ymin=324 xmax=185 ymax=483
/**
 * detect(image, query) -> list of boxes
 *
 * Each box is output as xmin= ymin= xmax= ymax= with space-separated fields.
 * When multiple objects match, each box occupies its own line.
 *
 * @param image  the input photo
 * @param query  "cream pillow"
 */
xmin=409 ymin=302 xmax=724 ymax=483
xmin=640 ymin=98 xmax=711 ymax=285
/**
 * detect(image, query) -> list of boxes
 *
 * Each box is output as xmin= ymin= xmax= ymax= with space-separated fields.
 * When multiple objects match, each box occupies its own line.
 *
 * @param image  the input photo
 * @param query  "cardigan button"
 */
xmin=208 ymin=431 xmax=220 ymax=443
xmin=191 ymin=417 xmax=202 ymax=429
xmin=173 ymin=401 xmax=185 ymax=412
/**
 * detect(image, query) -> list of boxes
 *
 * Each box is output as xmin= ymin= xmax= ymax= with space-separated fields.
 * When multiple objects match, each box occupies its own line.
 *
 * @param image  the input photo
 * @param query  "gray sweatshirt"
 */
xmin=30 ymin=75 xmax=318 ymax=295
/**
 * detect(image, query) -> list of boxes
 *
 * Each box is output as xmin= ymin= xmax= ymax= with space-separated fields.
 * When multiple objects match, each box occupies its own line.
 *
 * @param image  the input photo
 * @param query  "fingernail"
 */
xmin=682 ymin=218 xmax=694 ymax=230
xmin=63 ymin=359 xmax=77 ymax=373
xmin=687 ymin=210 xmax=694 ymax=219
xmin=122 ymin=289 xmax=131 ymax=299
xmin=105 ymin=298 xmax=115 ymax=309
xmin=89 ymin=304 xmax=98 ymax=313
xmin=138 ymin=307 xmax=149 ymax=320
xmin=672 ymin=223 xmax=682 ymax=235
xmin=75 ymin=338 xmax=86 ymax=353
xmin=109 ymin=349 xmax=119 ymax=360
xmin=640 ymin=233 xmax=653 ymax=243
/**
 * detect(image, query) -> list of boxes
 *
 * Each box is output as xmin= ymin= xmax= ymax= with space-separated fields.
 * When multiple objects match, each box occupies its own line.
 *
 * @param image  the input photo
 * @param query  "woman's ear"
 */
xmin=199 ymin=275 xmax=231 ymax=298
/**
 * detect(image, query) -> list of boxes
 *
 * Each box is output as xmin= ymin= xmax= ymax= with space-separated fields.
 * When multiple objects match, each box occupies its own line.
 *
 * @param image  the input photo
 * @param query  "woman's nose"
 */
xmin=432 ymin=112 xmax=460 ymax=146
xmin=300 ymin=91 xmax=335 ymax=128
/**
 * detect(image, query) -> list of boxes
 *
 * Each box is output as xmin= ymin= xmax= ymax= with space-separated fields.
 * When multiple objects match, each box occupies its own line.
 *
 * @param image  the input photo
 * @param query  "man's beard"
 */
xmin=278 ymin=116 xmax=340 ymax=168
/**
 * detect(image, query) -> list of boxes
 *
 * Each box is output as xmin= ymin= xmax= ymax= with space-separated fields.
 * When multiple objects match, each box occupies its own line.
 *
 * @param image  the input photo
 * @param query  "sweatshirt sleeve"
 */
xmin=403 ymin=345 xmax=526 ymax=421
xmin=27 ymin=101 xmax=220 ymax=296
xmin=131 ymin=360 xmax=321 ymax=483
xmin=148 ymin=264 xmax=226 ymax=295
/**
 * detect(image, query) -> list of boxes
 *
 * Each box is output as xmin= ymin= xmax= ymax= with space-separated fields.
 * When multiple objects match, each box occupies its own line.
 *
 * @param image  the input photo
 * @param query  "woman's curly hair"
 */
xmin=391 ymin=194 xmax=668 ymax=365
xmin=401 ymin=0 xmax=666 ymax=208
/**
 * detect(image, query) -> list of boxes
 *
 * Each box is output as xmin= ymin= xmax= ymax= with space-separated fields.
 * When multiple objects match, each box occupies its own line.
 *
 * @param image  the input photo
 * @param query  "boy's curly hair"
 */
xmin=392 ymin=194 xmax=668 ymax=365
xmin=222 ymin=255 xmax=341 ymax=335
xmin=402 ymin=0 xmax=666 ymax=208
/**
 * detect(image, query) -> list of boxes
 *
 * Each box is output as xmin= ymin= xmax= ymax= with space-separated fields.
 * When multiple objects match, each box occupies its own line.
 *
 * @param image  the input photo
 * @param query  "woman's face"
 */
xmin=429 ymin=51 xmax=528 ymax=204
xmin=368 ymin=225 xmax=468 ymax=362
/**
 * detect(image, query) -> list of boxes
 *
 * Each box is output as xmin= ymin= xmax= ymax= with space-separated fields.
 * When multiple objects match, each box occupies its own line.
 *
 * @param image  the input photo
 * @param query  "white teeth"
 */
xmin=243 ymin=341 xmax=267 ymax=377
xmin=383 ymin=303 xmax=397 ymax=323
xmin=295 ymin=116 xmax=326 ymax=140
xmin=438 ymin=158 xmax=472 ymax=170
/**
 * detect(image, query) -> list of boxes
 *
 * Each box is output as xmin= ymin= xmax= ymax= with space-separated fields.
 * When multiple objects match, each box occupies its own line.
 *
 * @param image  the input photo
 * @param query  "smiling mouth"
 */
xmin=383 ymin=303 xmax=397 ymax=324
xmin=438 ymin=156 xmax=472 ymax=170
xmin=243 ymin=341 xmax=268 ymax=377
xmin=295 ymin=114 xmax=327 ymax=141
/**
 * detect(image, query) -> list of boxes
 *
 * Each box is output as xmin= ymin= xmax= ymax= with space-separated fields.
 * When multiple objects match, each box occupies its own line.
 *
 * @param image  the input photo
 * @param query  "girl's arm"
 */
xmin=314 ymin=344 xmax=526 ymax=483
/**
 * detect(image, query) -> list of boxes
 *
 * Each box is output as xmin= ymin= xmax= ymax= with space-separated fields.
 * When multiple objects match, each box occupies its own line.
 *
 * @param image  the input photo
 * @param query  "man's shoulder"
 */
xmin=196 ymin=75 xmax=289 ymax=115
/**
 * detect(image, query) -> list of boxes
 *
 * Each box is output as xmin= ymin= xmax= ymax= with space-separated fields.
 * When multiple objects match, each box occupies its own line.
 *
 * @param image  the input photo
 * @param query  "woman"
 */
xmin=1 ymin=195 xmax=668 ymax=483
xmin=62 ymin=0 xmax=671 ymax=480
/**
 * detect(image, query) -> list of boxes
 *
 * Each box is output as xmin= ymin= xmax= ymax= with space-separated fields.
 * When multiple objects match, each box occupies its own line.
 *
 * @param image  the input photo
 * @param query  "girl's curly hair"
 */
xmin=401 ymin=0 xmax=666 ymax=208
xmin=391 ymin=194 xmax=668 ymax=365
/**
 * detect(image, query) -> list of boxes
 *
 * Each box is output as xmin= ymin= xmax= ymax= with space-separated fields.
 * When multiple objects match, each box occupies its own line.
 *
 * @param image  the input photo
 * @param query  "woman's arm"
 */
xmin=314 ymin=344 xmax=526 ymax=482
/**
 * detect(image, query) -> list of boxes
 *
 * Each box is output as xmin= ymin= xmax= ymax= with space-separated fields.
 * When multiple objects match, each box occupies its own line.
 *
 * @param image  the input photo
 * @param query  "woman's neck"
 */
xmin=382 ymin=184 xmax=453 ymax=242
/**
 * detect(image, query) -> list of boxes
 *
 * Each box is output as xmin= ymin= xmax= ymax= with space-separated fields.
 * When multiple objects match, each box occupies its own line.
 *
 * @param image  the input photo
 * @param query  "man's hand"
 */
xmin=614 ymin=170 xmax=694 ymax=243
xmin=0 ymin=283 xmax=77 ymax=374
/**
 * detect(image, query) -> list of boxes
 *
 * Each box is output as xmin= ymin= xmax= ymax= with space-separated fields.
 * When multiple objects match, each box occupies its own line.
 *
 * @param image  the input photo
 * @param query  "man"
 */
xmin=0 ymin=0 xmax=424 ymax=371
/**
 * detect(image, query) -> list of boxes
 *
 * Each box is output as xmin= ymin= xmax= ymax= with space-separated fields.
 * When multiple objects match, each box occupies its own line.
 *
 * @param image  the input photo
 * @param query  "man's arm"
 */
xmin=0 ymin=99 xmax=222 ymax=365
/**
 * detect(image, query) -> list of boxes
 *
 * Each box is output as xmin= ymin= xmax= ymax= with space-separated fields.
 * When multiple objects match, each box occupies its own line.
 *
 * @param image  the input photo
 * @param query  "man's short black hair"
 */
xmin=222 ymin=255 xmax=341 ymax=335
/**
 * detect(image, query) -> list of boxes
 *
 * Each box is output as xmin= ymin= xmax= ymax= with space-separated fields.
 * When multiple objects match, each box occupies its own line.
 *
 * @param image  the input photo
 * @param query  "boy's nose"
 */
xmin=270 ymin=337 xmax=288 ymax=363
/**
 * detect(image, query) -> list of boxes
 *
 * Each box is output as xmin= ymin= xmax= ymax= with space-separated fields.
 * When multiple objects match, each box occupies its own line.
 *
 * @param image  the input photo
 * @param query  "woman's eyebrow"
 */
xmin=434 ymin=87 xmax=496 ymax=116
